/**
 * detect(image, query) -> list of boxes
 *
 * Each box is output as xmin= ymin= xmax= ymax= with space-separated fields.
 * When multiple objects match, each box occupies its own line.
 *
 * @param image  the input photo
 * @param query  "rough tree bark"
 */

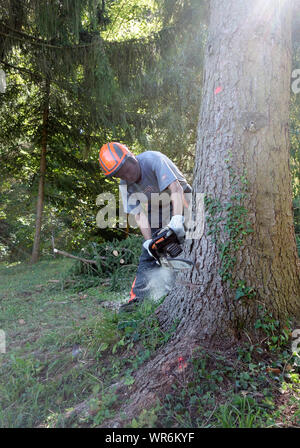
xmin=159 ymin=0 xmax=300 ymax=345
xmin=101 ymin=0 xmax=300 ymax=426
xmin=31 ymin=78 xmax=50 ymax=263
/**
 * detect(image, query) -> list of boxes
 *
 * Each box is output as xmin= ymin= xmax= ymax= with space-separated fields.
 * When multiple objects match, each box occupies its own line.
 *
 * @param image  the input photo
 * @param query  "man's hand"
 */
xmin=143 ymin=239 xmax=160 ymax=265
xmin=167 ymin=215 xmax=185 ymax=243
xmin=143 ymin=239 xmax=154 ymax=257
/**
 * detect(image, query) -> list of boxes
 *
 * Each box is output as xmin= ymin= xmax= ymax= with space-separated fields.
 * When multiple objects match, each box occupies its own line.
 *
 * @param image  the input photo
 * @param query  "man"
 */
xmin=98 ymin=142 xmax=192 ymax=311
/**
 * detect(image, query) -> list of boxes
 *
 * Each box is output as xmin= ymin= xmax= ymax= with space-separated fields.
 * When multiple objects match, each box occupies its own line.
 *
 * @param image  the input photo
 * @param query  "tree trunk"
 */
xmin=159 ymin=0 xmax=300 ymax=346
xmin=99 ymin=0 xmax=300 ymax=427
xmin=31 ymin=78 xmax=50 ymax=263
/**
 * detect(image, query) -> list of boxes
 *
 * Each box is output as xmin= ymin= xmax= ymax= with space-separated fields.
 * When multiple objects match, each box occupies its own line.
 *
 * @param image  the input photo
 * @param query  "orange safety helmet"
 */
xmin=98 ymin=142 xmax=133 ymax=177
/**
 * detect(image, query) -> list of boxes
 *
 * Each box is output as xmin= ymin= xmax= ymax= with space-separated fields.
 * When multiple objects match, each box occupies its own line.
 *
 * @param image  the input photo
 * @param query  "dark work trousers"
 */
xmin=129 ymin=186 xmax=192 ymax=302
xmin=129 ymin=206 xmax=174 ymax=302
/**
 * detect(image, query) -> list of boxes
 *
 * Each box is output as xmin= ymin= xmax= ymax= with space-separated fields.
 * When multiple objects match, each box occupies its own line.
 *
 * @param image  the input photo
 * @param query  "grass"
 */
xmin=0 ymin=257 xmax=128 ymax=427
xmin=0 ymin=258 xmax=299 ymax=428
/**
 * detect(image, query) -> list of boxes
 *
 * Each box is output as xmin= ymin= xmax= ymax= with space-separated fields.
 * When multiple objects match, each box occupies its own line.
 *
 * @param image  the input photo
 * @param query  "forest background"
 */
xmin=0 ymin=0 xmax=298 ymax=263
xmin=0 ymin=0 xmax=300 ymax=429
xmin=0 ymin=0 xmax=206 ymax=262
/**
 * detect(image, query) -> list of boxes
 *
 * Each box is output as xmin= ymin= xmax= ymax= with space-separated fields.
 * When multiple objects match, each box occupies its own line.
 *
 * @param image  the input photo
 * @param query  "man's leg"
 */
xmin=120 ymin=203 xmax=177 ymax=312
xmin=119 ymin=247 xmax=160 ymax=312
xmin=131 ymin=247 xmax=161 ymax=300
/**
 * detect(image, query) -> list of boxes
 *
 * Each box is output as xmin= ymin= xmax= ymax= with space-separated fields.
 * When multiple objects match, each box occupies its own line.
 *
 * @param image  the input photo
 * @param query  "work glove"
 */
xmin=167 ymin=215 xmax=185 ymax=243
xmin=143 ymin=239 xmax=160 ymax=264
xmin=143 ymin=239 xmax=155 ymax=258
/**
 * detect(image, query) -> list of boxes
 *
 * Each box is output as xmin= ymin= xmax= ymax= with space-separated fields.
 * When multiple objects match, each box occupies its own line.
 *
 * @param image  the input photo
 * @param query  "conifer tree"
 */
xmin=0 ymin=0 xmax=117 ymax=262
xmin=0 ymin=0 xmax=207 ymax=260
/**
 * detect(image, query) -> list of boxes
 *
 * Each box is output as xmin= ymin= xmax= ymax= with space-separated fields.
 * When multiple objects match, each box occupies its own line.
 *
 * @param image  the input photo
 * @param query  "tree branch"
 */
xmin=0 ymin=59 xmax=43 ymax=81
xmin=0 ymin=28 xmax=99 ymax=49
xmin=53 ymin=248 xmax=105 ymax=265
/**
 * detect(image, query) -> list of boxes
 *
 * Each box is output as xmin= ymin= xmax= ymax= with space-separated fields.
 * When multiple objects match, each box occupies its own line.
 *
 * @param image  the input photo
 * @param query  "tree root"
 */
xmin=98 ymin=336 xmax=199 ymax=428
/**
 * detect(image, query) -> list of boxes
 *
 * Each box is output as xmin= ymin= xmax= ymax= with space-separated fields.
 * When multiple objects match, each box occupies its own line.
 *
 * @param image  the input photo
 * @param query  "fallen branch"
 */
xmin=53 ymin=248 xmax=104 ymax=265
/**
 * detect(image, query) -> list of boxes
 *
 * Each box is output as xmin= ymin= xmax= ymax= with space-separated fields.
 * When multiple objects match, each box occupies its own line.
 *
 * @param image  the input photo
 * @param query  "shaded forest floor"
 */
xmin=0 ymin=258 xmax=299 ymax=428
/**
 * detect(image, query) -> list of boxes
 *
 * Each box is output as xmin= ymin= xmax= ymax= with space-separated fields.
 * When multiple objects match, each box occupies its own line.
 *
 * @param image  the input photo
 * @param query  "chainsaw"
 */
xmin=149 ymin=228 xmax=194 ymax=270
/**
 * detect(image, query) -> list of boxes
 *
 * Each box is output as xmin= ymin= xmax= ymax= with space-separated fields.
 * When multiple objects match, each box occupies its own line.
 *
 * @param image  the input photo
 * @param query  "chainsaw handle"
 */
xmin=149 ymin=228 xmax=182 ymax=260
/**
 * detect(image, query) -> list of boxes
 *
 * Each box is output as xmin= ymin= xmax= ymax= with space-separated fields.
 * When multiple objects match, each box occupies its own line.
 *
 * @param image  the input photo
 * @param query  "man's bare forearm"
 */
xmin=168 ymin=180 xmax=184 ymax=216
xmin=135 ymin=211 xmax=152 ymax=240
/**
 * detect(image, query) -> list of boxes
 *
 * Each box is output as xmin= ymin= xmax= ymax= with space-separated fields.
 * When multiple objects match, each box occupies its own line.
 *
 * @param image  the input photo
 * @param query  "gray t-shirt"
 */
xmin=119 ymin=151 xmax=191 ymax=221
